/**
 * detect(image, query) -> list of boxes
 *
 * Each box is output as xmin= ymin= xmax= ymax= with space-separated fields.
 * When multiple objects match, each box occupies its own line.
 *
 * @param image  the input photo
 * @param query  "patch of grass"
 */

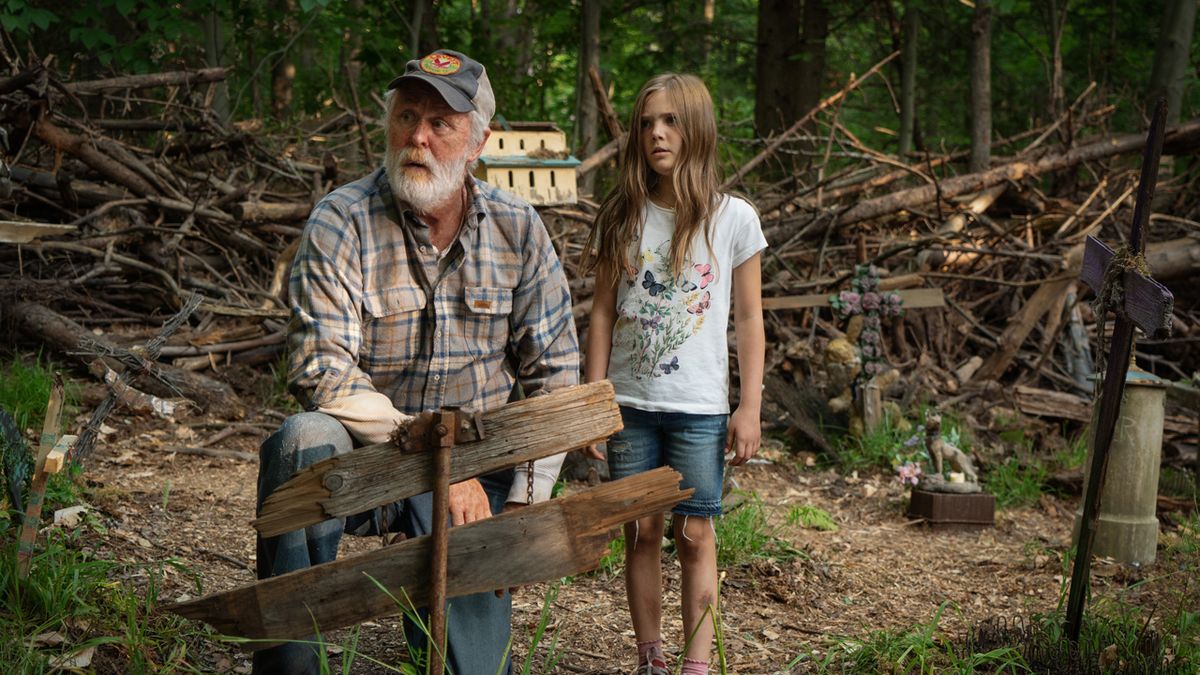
xmin=1160 ymin=466 xmax=1199 ymax=502
xmin=832 ymin=420 xmax=916 ymax=473
xmin=266 ymin=350 xmax=301 ymax=414
xmin=1 ymin=524 xmax=217 ymax=673
xmin=717 ymin=490 xmax=804 ymax=566
xmin=590 ymin=533 xmax=625 ymax=579
xmin=786 ymin=504 xmax=838 ymax=532
xmin=985 ymin=456 xmax=1048 ymax=509
xmin=816 ymin=602 xmax=1027 ymax=673
xmin=966 ymin=602 xmax=1198 ymax=675
xmin=0 ymin=353 xmax=75 ymax=437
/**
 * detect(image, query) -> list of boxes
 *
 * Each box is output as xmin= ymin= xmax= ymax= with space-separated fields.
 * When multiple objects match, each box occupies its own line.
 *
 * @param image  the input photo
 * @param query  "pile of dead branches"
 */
xmin=0 ymin=61 xmax=1196 ymax=464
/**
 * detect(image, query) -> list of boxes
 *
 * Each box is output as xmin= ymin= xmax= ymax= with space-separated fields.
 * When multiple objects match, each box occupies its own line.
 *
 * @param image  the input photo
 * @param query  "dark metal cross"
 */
xmin=1065 ymin=99 xmax=1175 ymax=642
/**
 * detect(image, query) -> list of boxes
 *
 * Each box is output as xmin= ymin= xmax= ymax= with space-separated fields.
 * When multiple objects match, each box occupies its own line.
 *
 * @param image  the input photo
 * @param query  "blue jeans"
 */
xmin=606 ymin=406 xmax=728 ymax=517
xmin=254 ymin=412 xmax=514 ymax=675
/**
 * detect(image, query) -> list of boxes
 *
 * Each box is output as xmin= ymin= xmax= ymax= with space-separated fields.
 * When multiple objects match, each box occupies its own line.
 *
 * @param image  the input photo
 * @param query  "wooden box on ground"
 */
xmin=907 ymin=490 xmax=995 ymax=527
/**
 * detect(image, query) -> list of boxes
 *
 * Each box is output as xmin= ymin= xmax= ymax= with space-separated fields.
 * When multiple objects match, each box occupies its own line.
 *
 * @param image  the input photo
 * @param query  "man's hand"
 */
xmin=726 ymin=405 xmax=761 ymax=466
xmin=448 ymin=478 xmax=492 ymax=526
xmin=580 ymin=443 xmax=605 ymax=461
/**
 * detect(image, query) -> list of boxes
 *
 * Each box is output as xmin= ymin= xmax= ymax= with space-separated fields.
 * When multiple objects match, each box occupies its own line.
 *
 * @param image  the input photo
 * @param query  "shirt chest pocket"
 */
xmin=361 ymin=286 xmax=427 ymax=369
xmin=459 ymin=286 xmax=514 ymax=360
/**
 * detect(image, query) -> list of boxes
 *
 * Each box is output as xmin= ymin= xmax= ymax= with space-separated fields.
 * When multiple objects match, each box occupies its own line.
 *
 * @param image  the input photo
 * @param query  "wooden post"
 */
xmin=428 ymin=412 xmax=454 ymax=675
xmin=17 ymin=376 xmax=68 ymax=577
xmin=1065 ymin=99 xmax=1174 ymax=642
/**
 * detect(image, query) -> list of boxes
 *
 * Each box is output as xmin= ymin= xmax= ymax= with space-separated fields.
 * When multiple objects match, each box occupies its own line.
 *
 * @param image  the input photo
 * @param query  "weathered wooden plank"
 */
xmin=254 ymin=381 xmax=622 ymax=538
xmin=168 ymin=467 xmax=690 ymax=644
xmin=762 ymin=287 xmax=945 ymax=311
xmin=0 ymin=220 xmax=76 ymax=244
xmin=1015 ymin=386 xmax=1092 ymax=422
xmin=1080 ymin=236 xmax=1175 ymax=338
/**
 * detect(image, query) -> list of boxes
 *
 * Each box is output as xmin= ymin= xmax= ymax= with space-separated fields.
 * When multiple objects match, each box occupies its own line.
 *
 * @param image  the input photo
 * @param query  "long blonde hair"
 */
xmin=582 ymin=73 xmax=722 ymax=284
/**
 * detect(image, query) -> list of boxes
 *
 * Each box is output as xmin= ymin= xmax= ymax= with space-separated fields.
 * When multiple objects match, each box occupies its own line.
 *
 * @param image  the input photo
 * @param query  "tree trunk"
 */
xmin=798 ymin=0 xmax=829 ymax=126
xmin=270 ymin=0 xmax=298 ymax=120
xmin=340 ymin=0 xmax=364 ymax=92
xmin=754 ymin=0 xmax=804 ymax=139
xmin=899 ymin=3 xmax=919 ymax=156
xmin=202 ymin=7 xmax=229 ymax=122
xmin=1148 ymin=0 xmax=1197 ymax=124
xmin=968 ymin=0 xmax=992 ymax=173
xmin=574 ymin=0 xmax=602 ymax=195
xmin=1046 ymin=0 xmax=1067 ymax=122
xmin=700 ymin=0 xmax=715 ymax=68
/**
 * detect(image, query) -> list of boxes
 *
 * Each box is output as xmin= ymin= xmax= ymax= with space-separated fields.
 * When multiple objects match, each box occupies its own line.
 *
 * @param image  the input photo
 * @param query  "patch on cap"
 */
xmin=420 ymin=53 xmax=462 ymax=76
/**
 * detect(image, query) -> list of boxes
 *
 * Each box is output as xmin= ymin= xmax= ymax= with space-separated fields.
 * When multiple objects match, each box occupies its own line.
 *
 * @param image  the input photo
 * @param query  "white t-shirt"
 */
xmin=607 ymin=195 xmax=767 ymax=414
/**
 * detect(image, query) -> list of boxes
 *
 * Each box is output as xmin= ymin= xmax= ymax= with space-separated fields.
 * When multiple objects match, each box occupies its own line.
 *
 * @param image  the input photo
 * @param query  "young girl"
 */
xmin=582 ymin=73 xmax=766 ymax=675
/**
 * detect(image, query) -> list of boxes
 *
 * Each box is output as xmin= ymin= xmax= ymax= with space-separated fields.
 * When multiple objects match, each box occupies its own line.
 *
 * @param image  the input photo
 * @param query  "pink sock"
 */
xmin=637 ymin=639 xmax=665 ymax=666
xmin=681 ymin=657 xmax=709 ymax=675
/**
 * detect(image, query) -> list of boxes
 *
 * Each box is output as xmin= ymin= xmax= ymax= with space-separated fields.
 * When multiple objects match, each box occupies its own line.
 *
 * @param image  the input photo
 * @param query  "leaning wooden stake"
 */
xmin=254 ymin=381 xmax=622 ymax=538
xmin=1065 ymin=99 xmax=1174 ymax=642
xmin=17 ymin=375 xmax=71 ymax=577
xmin=167 ymin=467 xmax=692 ymax=644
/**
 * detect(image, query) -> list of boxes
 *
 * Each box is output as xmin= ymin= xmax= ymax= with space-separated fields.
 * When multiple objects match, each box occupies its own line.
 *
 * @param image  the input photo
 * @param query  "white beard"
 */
xmin=385 ymin=146 xmax=469 ymax=214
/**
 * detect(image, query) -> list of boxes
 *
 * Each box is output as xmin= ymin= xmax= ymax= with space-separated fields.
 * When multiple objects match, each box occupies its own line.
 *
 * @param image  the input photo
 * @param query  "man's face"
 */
xmin=384 ymin=81 xmax=486 ymax=213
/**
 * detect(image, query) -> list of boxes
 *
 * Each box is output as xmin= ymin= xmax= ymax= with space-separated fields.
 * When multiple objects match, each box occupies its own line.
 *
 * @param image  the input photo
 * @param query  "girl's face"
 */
xmin=640 ymin=91 xmax=683 ymax=178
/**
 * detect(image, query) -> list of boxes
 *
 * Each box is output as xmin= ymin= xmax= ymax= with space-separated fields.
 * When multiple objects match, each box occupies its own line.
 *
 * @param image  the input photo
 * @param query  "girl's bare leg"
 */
xmin=625 ymin=514 xmax=667 ymax=644
xmin=674 ymin=514 xmax=718 ymax=663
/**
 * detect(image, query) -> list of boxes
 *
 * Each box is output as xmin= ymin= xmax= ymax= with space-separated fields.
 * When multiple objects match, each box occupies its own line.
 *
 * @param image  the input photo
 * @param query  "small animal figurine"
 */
xmin=924 ymin=412 xmax=978 ymax=484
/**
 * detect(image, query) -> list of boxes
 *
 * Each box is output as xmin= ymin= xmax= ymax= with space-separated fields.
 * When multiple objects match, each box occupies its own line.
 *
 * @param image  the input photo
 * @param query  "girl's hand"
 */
xmin=726 ymin=405 xmax=761 ymax=466
xmin=580 ymin=443 xmax=605 ymax=460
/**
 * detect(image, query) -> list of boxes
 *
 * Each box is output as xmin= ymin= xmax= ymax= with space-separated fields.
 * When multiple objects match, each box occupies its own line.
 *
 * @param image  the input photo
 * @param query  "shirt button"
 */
xmin=433 ymin=374 xmax=441 ymax=381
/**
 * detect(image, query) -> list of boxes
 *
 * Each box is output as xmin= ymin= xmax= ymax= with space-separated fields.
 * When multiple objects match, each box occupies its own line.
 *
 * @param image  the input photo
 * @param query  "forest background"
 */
xmin=3 ymin=0 xmax=1196 ymax=185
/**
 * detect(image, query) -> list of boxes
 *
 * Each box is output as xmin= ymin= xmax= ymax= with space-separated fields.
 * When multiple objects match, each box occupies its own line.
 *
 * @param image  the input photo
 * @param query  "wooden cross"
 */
xmin=167 ymin=382 xmax=694 ymax=658
xmin=17 ymin=375 xmax=76 ymax=578
xmin=1065 ymin=99 xmax=1175 ymax=642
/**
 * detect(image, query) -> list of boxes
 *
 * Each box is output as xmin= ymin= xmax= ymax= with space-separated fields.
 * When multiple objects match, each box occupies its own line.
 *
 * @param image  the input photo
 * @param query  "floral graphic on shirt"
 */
xmin=614 ymin=243 xmax=717 ymax=379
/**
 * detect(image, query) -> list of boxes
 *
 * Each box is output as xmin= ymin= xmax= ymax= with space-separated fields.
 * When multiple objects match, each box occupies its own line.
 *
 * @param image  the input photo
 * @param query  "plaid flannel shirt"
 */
xmin=287 ymin=169 xmax=579 ymax=498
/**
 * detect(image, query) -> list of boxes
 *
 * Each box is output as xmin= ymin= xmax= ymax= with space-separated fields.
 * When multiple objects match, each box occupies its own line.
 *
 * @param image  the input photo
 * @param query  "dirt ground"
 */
xmin=77 ymin=397 xmax=1188 ymax=675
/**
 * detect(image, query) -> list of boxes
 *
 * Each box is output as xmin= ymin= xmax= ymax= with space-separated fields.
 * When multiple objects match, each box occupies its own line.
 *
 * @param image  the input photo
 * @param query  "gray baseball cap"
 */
xmin=387 ymin=50 xmax=492 ymax=115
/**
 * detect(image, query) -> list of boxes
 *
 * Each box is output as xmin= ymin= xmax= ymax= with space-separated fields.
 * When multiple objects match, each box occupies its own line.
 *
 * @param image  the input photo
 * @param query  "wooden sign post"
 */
xmin=1065 ymin=99 xmax=1175 ymax=642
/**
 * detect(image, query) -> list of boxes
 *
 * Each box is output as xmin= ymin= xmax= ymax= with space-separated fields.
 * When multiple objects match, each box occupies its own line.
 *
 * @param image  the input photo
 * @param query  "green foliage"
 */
xmin=0 ymin=525 xmax=213 ymax=672
xmin=516 ymin=580 xmax=563 ymax=675
xmin=832 ymin=417 xmax=921 ymax=474
xmin=5 ymin=0 xmax=1198 ymax=179
xmin=589 ymin=532 xmax=625 ymax=580
xmin=0 ymin=354 xmax=74 ymax=440
xmin=266 ymin=350 xmax=300 ymax=414
xmin=786 ymin=504 xmax=839 ymax=532
xmin=815 ymin=602 xmax=1027 ymax=674
xmin=985 ymin=456 xmax=1048 ymax=510
xmin=716 ymin=490 xmax=804 ymax=567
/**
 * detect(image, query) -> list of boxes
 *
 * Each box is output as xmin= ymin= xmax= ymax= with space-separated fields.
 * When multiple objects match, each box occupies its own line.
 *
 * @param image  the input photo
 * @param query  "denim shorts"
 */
xmin=607 ymin=405 xmax=728 ymax=517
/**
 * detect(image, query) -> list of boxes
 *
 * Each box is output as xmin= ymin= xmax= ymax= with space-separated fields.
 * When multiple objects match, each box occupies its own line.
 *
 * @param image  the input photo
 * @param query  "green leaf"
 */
xmin=114 ymin=0 xmax=136 ymax=17
xmin=28 ymin=8 xmax=56 ymax=30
